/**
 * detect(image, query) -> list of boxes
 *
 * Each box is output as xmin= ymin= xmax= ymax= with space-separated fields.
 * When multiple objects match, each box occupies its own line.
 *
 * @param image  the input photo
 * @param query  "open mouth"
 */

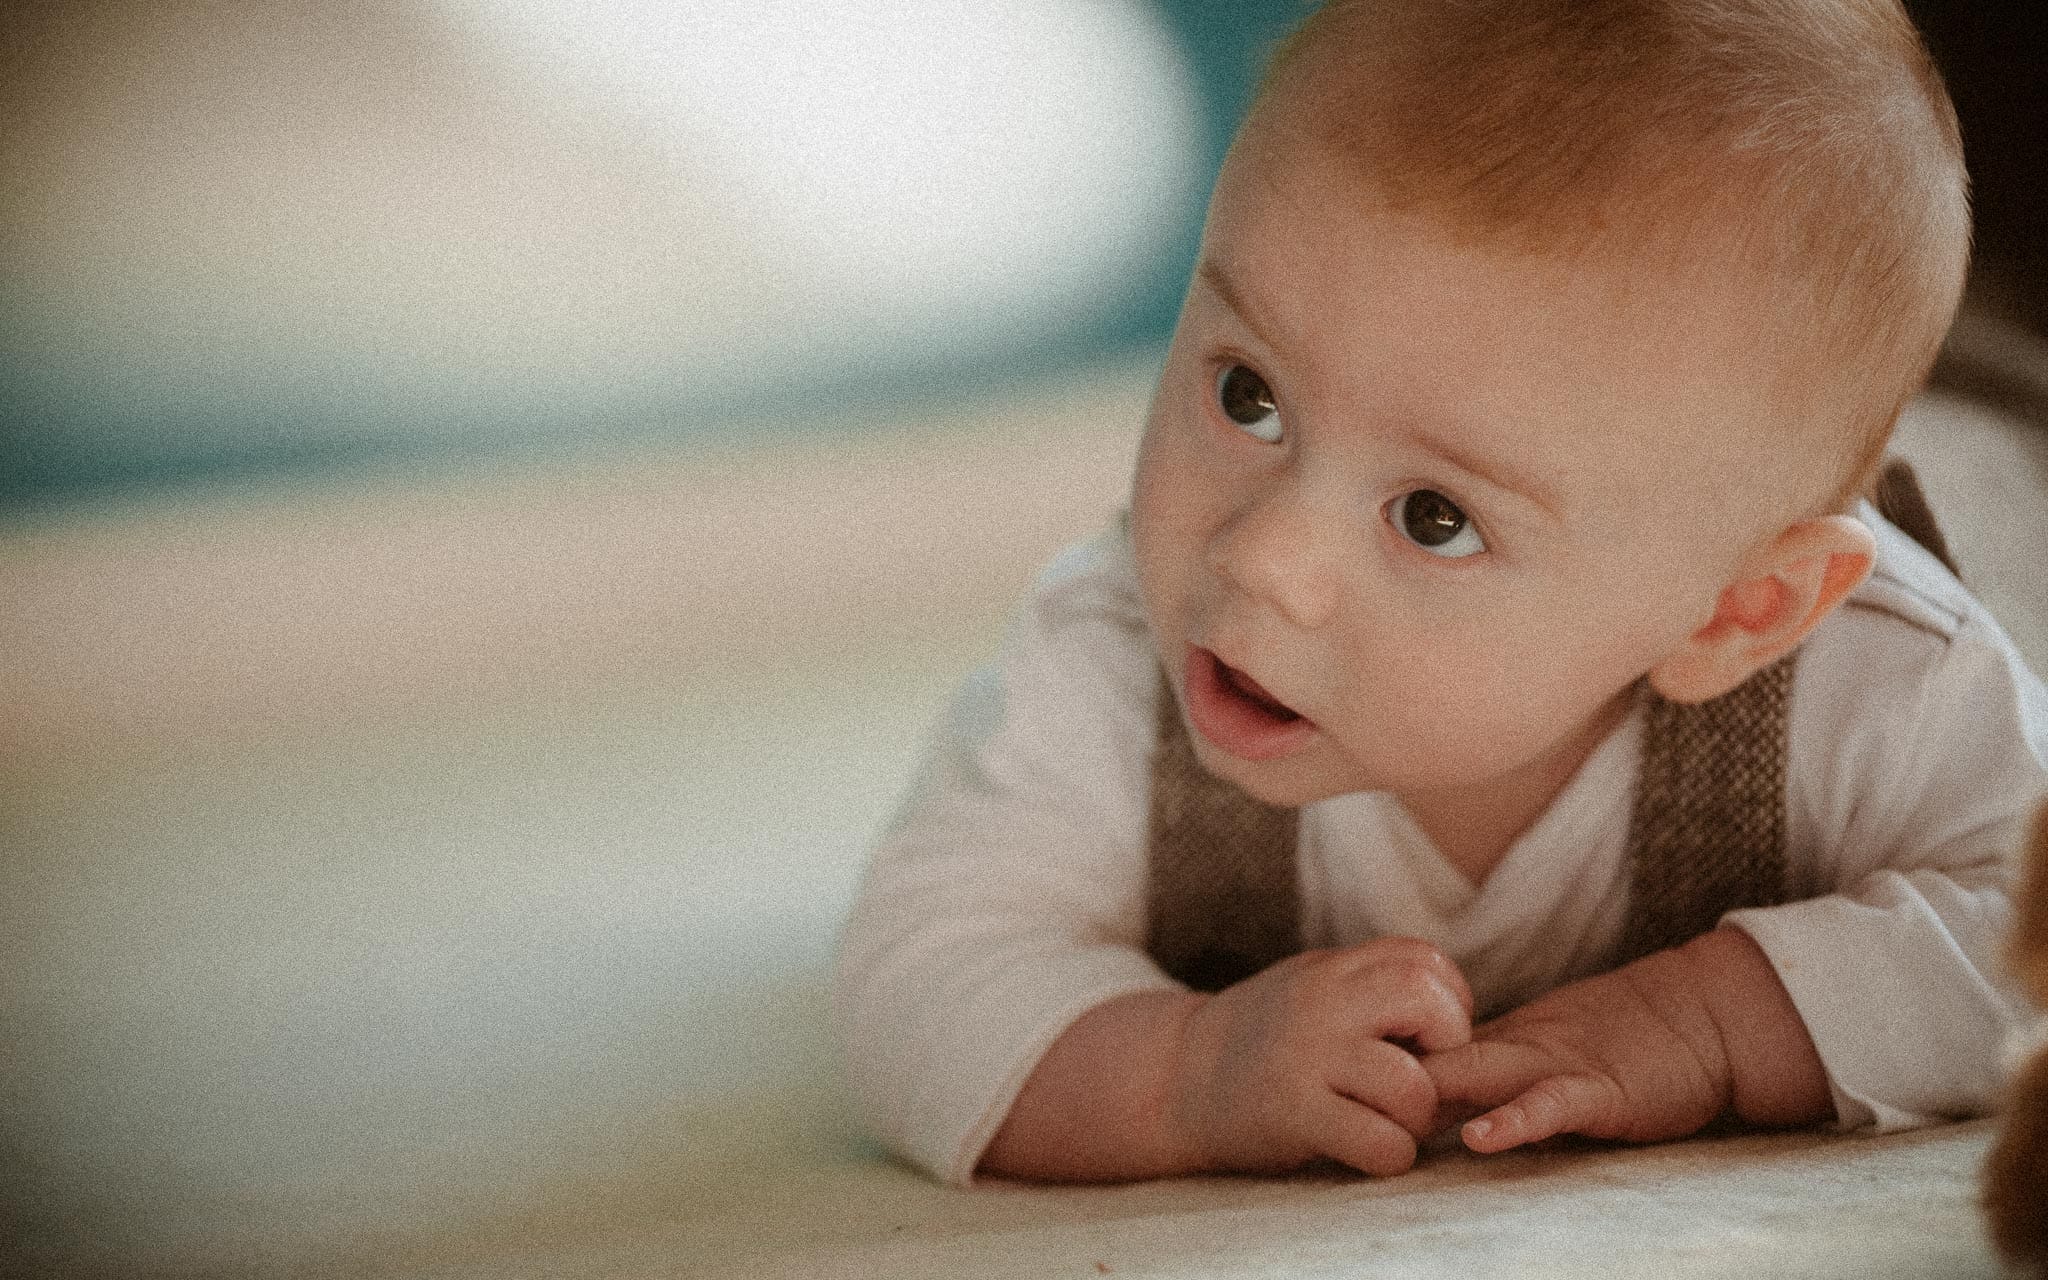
xmin=1182 ymin=646 xmax=1317 ymax=761
xmin=1215 ymin=659 xmax=1301 ymax=723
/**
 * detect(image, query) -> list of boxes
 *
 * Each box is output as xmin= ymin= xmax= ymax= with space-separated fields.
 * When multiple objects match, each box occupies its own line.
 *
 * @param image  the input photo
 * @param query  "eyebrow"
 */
xmin=1196 ymin=258 xmax=1282 ymax=354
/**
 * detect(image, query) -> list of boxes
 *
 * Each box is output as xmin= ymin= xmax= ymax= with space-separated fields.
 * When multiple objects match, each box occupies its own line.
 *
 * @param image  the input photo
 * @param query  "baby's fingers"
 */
xmin=1422 ymin=1041 xmax=1585 ymax=1148
xmin=1305 ymin=1090 xmax=1420 ymax=1178
xmin=1359 ymin=967 xmax=1474 ymax=1055
xmin=1419 ymin=1038 xmax=1539 ymax=1114
xmin=1462 ymin=1073 xmax=1625 ymax=1154
xmin=1329 ymin=1037 xmax=1440 ymax=1139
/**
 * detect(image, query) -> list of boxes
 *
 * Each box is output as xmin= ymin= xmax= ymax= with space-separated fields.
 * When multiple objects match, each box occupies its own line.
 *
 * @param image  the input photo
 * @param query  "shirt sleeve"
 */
xmin=1726 ymin=547 xmax=2048 ymax=1132
xmin=831 ymin=528 xmax=1181 ymax=1184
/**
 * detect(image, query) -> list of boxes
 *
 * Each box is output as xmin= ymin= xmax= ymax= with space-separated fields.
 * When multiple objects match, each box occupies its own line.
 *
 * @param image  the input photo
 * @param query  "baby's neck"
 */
xmin=1399 ymin=791 xmax=1544 ymax=888
xmin=1397 ymin=692 xmax=1635 ymax=888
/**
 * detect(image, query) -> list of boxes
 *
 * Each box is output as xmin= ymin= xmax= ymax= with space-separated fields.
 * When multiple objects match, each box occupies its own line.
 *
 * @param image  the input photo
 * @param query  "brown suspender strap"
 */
xmin=1143 ymin=671 xmax=1300 ymax=992
xmin=1609 ymin=656 xmax=1794 ymax=966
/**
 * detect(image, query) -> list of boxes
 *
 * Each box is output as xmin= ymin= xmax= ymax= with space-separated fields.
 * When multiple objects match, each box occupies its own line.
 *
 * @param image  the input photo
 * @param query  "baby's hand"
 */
xmin=1170 ymin=937 xmax=1472 ymax=1176
xmin=1419 ymin=949 xmax=1731 ymax=1154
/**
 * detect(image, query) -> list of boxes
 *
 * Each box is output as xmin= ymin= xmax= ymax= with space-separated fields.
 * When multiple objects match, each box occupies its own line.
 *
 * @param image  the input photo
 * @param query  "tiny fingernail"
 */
xmin=1466 ymin=1119 xmax=1492 ymax=1142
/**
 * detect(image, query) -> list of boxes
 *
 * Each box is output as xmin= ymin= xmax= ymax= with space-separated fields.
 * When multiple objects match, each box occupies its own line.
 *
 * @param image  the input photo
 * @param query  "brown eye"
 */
xmin=1390 ymin=489 xmax=1486 ymax=558
xmin=1215 ymin=363 xmax=1282 ymax=442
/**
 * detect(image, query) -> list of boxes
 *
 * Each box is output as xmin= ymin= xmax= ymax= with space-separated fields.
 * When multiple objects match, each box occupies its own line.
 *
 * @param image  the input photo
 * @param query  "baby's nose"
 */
xmin=1208 ymin=497 xmax=1340 ymax=630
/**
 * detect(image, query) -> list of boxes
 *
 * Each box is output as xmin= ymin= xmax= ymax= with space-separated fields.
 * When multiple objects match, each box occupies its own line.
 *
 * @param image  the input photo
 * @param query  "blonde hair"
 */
xmin=1255 ymin=0 xmax=1971 ymax=510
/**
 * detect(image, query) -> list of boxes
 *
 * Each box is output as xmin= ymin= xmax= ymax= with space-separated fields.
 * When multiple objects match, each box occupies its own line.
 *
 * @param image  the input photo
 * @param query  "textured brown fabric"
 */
xmin=1610 ymin=657 xmax=1795 ymax=966
xmin=1144 ymin=673 xmax=1301 ymax=992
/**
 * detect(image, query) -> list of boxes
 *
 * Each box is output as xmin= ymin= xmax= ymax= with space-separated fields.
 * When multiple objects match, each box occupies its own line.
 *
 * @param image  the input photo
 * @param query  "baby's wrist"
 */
xmin=1674 ymin=927 xmax=1832 ymax=1127
xmin=980 ymin=987 xmax=1214 ymax=1181
xmin=1107 ymin=987 xmax=1216 ymax=1175
xmin=1618 ymin=942 xmax=1738 ymax=1111
xmin=1161 ymin=989 xmax=1232 ymax=1169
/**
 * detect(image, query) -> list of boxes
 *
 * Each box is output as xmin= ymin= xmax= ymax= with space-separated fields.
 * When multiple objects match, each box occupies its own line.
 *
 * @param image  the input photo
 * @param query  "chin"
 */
xmin=1189 ymin=740 xmax=1354 ymax=809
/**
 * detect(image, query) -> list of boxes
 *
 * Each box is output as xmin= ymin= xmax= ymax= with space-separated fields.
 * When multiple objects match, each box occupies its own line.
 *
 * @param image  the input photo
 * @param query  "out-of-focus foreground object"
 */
xmin=1985 ymin=803 xmax=2048 ymax=1275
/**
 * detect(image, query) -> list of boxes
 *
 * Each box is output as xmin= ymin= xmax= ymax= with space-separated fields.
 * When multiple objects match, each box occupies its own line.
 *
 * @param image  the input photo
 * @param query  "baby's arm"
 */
xmin=840 ymin=530 xmax=1469 ymax=1184
xmin=982 ymin=939 xmax=1473 ymax=1180
xmin=1422 ymin=928 xmax=1828 ymax=1153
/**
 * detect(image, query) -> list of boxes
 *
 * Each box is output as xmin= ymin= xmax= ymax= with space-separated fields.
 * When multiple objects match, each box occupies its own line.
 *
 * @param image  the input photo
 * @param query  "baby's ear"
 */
xmin=1648 ymin=515 xmax=1876 ymax=704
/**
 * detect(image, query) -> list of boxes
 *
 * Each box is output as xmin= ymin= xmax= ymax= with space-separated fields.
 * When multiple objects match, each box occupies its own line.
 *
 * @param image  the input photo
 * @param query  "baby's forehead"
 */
xmin=1205 ymin=175 xmax=1852 ymax=523
xmin=1240 ymin=95 xmax=1775 ymax=275
xmin=1214 ymin=138 xmax=1784 ymax=352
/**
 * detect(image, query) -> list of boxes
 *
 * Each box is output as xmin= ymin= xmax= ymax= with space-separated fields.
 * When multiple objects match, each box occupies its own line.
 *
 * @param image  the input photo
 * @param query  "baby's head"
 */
xmin=1131 ymin=0 xmax=1969 ymax=813
xmin=1259 ymin=0 xmax=1969 ymax=511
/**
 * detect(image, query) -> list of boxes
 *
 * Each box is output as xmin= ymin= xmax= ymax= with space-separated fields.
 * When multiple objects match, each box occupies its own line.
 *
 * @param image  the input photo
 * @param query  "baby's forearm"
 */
xmin=978 ymin=988 xmax=1209 ymax=1181
xmin=1670 ymin=927 xmax=1833 ymax=1127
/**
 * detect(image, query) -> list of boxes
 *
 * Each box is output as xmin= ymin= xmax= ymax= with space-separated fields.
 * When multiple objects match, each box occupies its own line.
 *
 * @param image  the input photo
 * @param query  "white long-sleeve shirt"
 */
xmin=833 ymin=506 xmax=2048 ymax=1185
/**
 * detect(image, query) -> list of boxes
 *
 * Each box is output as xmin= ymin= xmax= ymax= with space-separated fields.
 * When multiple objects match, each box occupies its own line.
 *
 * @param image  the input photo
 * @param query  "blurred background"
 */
xmin=4 ymin=0 xmax=2043 ymax=510
xmin=2 ymin=4 xmax=1308 ymax=1275
xmin=1 ymin=3 xmax=2042 ymax=1277
xmin=4 ymin=0 xmax=1326 ymax=747
xmin=2 ymin=0 xmax=1300 ymax=507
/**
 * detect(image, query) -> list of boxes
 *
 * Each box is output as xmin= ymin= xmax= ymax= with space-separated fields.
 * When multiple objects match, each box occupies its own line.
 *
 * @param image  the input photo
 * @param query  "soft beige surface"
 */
xmin=2 ymin=355 xmax=2043 ymax=1279
xmin=661 ymin=1123 xmax=2004 ymax=1279
xmin=316 ymin=1122 xmax=2005 ymax=1279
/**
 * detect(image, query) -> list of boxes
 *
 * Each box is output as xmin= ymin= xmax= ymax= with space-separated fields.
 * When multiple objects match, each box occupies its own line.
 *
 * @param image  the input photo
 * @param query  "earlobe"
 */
xmin=1648 ymin=516 xmax=1876 ymax=704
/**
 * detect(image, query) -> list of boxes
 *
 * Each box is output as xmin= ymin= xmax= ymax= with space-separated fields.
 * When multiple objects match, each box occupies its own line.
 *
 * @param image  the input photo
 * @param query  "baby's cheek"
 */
xmin=1131 ymin=459 xmax=1211 ymax=571
xmin=1410 ymin=644 xmax=1597 ymax=762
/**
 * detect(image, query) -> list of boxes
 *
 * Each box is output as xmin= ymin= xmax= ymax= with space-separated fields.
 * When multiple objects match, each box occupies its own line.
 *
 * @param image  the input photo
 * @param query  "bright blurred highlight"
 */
xmin=1 ymin=0 xmax=1205 ymax=503
xmin=450 ymin=0 xmax=1202 ymax=350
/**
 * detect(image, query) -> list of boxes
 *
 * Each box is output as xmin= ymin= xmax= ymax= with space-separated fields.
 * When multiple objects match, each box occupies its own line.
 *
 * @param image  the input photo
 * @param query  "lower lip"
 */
xmin=1182 ymin=647 xmax=1318 ymax=761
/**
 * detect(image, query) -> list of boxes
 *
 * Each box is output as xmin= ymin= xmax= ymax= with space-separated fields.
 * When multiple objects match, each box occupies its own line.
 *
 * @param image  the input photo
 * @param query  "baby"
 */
xmin=836 ymin=0 xmax=2048 ymax=1185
